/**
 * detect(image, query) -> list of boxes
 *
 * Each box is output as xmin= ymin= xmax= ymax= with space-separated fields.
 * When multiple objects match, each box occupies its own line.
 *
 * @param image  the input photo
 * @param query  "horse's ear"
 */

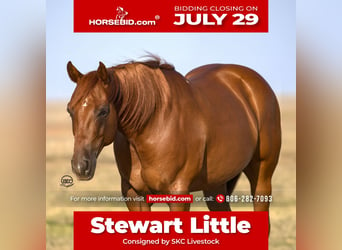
xmin=67 ymin=61 xmax=83 ymax=83
xmin=97 ymin=61 xmax=109 ymax=85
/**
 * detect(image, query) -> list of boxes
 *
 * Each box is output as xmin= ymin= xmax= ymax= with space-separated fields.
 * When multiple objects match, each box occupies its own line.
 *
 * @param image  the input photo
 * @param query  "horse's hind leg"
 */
xmin=203 ymin=173 xmax=240 ymax=211
xmin=243 ymin=159 xmax=275 ymax=212
xmin=243 ymin=129 xmax=280 ymax=233
xmin=244 ymin=92 xmax=281 ymax=234
xmin=226 ymin=173 xmax=241 ymax=196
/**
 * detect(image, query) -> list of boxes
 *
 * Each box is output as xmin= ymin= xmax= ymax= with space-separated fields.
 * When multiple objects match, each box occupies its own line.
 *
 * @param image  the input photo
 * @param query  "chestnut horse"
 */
xmin=66 ymin=58 xmax=281 ymax=215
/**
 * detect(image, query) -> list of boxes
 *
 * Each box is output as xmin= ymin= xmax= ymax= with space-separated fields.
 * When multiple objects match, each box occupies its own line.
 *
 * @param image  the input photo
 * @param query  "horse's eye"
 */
xmin=97 ymin=107 xmax=109 ymax=118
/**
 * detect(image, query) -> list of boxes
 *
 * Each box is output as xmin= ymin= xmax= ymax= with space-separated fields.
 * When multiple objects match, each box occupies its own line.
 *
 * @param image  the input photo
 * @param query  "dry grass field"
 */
xmin=46 ymin=96 xmax=295 ymax=249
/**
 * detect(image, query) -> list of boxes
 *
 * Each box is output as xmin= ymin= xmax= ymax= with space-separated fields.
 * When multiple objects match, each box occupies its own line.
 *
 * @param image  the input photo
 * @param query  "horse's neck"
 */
xmin=111 ymin=65 xmax=172 ymax=138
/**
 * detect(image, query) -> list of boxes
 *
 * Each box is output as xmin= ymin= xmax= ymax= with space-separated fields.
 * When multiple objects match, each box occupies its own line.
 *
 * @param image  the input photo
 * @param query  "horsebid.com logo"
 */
xmin=89 ymin=6 xmax=158 ymax=26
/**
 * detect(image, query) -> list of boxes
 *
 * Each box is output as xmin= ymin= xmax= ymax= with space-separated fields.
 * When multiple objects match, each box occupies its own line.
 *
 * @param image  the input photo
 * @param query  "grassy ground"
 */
xmin=46 ymin=95 xmax=296 ymax=249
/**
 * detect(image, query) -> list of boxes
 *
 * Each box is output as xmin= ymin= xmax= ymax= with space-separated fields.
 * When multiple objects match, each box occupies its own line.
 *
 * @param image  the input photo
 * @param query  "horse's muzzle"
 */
xmin=71 ymin=157 xmax=95 ymax=180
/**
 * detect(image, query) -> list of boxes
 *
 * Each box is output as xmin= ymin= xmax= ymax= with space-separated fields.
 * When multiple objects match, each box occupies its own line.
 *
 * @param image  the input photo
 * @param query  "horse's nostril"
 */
xmin=77 ymin=164 xmax=82 ymax=174
xmin=73 ymin=159 xmax=90 ymax=176
xmin=83 ymin=159 xmax=90 ymax=175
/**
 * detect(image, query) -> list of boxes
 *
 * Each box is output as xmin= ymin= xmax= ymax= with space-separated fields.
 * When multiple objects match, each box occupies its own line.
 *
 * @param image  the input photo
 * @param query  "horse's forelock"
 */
xmin=69 ymin=72 xmax=99 ymax=107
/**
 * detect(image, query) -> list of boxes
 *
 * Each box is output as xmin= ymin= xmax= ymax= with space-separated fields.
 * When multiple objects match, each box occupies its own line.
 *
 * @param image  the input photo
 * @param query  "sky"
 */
xmin=46 ymin=1 xmax=296 ymax=100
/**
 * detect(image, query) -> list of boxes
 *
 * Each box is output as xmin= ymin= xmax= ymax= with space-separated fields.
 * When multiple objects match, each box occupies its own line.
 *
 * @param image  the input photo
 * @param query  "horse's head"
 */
xmin=66 ymin=61 xmax=117 ymax=180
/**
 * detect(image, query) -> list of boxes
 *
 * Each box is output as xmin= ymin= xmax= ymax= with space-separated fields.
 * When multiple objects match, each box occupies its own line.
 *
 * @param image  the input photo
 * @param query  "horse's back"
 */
xmin=186 ymin=64 xmax=280 ymax=132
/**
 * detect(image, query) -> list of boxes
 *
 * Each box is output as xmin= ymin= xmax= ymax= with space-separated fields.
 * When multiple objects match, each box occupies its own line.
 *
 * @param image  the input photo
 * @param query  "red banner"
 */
xmin=74 ymin=211 xmax=268 ymax=249
xmin=74 ymin=0 xmax=268 ymax=32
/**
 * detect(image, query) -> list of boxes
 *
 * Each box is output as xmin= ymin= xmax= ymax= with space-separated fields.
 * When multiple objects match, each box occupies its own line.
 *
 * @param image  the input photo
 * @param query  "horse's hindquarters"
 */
xmin=188 ymin=64 xmax=280 ymax=190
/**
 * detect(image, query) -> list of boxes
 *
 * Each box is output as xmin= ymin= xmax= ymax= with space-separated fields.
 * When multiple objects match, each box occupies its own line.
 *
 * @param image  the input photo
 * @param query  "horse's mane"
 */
xmin=108 ymin=56 xmax=176 ymax=135
xmin=113 ymin=55 xmax=175 ymax=71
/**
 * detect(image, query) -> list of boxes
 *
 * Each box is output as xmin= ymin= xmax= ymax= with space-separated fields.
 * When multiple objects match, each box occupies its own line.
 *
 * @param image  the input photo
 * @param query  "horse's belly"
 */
xmin=195 ymin=115 xmax=257 ymax=190
xmin=207 ymin=138 xmax=255 ymax=185
xmin=191 ymin=83 xmax=258 ymax=189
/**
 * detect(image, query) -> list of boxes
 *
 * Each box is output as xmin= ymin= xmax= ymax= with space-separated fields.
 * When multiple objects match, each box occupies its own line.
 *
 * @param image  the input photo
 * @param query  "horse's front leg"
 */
xmin=114 ymin=132 xmax=151 ymax=211
xmin=168 ymin=201 xmax=190 ymax=211
xmin=121 ymin=179 xmax=152 ymax=211
xmin=167 ymin=183 xmax=191 ymax=211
